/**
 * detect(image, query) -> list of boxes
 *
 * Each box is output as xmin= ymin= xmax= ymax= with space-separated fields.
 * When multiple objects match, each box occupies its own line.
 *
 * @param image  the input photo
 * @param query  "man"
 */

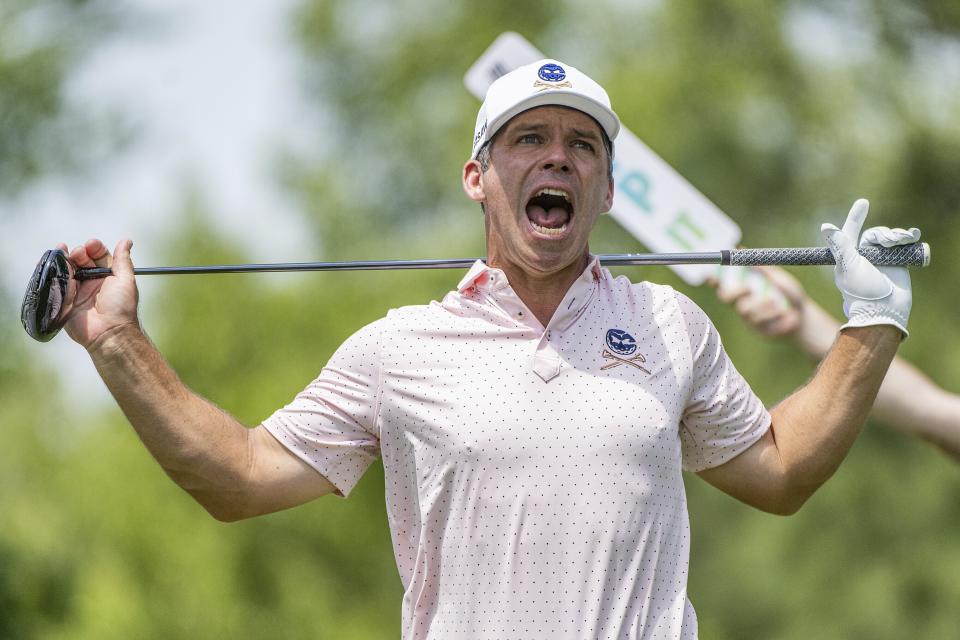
xmin=59 ymin=59 xmax=918 ymax=639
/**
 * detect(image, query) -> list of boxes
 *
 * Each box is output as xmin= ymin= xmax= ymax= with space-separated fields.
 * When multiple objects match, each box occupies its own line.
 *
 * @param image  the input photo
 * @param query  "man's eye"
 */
xmin=518 ymin=134 xmax=542 ymax=144
xmin=572 ymin=140 xmax=595 ymax=152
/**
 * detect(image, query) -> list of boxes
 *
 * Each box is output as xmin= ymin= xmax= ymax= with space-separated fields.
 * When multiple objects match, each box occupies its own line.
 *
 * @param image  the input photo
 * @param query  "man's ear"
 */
xmin=462 ymin=159 xmax=485 ymax=204
xmin=603 ymin=176 xmax=614 ymax=213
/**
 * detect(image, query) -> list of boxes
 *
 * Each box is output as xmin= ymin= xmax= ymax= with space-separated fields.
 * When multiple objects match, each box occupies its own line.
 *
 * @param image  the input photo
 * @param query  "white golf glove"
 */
xmin=821 ymin=199 xmax=919 ymax=338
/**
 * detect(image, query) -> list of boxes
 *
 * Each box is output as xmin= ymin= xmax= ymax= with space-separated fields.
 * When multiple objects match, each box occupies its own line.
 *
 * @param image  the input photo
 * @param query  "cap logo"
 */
xmin=474 ymin=121 xmax=487 ymax=145
xmin=538 ymin=63 xmax=566 ymax=82
xmin=533 ymin=63 xmax=573 ymax=92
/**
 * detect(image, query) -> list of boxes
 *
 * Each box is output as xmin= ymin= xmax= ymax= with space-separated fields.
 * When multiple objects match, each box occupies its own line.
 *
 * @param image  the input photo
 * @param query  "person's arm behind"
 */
xmin=712 ymin=260 xmax=960 ymax=461
xmin=62 ymin=239 xmax=336 ymax=521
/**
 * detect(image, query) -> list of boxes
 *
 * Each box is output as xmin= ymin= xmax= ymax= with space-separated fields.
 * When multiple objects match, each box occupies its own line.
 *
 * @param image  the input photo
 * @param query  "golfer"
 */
xmin=59 ymin=59 xmax=920 ymax=639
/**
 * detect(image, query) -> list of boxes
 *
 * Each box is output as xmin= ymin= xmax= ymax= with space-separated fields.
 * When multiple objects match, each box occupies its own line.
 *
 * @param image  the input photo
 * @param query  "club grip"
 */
xmin=728 ymin=243 xmax=930 ymax=267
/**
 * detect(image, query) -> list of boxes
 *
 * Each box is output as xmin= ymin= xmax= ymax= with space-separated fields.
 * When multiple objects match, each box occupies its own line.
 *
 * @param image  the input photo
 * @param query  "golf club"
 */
xmin=21 ymin=243 xmax=931 ymax=342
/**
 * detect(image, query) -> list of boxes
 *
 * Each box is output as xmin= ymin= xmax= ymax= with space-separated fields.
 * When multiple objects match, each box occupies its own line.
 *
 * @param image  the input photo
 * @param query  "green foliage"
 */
xmin=3 ymin=0 xmax=960 ymax=638
xmin=0 ymin=0 xmax=128 ymax=196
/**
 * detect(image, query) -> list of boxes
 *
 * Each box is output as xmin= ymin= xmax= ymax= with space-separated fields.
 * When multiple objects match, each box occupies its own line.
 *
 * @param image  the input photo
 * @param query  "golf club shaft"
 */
xmin=73 ymin=244 xmax=931 ymax=280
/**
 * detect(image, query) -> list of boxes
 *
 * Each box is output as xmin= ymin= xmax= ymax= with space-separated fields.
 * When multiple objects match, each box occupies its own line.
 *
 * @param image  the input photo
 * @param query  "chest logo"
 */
xmin=602 ymin=329 xmax=649 ymax=373
xmin=605 ymin=329 xmax=636 ymax=355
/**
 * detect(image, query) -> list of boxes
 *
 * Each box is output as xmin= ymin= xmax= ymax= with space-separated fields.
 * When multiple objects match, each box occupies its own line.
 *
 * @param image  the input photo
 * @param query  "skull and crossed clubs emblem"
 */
xmin=602 ymin=328 xmax=650 ymax=373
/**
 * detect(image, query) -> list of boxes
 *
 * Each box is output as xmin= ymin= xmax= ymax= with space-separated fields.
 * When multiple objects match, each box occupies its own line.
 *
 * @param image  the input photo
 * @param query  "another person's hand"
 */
xmin=710 ymin=266 xmax=807 ymax=338
xmin=821 ymin=199 xmax=918 ymax=338
xmin=62 ymin=239 xmax=140 ymax=349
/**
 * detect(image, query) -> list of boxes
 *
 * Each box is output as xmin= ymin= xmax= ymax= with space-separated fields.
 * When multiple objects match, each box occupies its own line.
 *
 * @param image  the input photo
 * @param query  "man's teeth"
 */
xmin=531 ymin=221 xmax=567 ymax=235
xmin=536 ymin=187 xmax=571 ymax=202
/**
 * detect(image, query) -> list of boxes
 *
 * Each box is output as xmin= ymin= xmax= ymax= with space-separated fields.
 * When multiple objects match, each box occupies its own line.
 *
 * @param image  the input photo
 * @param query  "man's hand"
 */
xmin=710 ymin=266 xmax=807 ymax=338
xmin=62 ymin=238 xmax=140 ymax=349
xmin=821 ymin=199 xmax=918 ymax=338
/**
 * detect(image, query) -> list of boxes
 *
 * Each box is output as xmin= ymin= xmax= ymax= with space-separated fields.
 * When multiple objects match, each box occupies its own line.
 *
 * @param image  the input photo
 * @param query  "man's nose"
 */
xmin=541 ymin=140 xmax=571 ymax=173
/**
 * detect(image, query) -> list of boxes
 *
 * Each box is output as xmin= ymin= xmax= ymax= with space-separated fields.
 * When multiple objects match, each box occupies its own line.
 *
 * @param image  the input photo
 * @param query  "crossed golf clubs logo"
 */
xmin=533 ymin=79 xmax=573 ymax=92
xmin=601 ymin=328 xmax=650 ymax=373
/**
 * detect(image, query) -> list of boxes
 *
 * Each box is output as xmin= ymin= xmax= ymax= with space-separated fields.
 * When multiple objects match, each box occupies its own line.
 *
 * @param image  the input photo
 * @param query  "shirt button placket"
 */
xmin=532 ymin=330 xmax=561 ymax=382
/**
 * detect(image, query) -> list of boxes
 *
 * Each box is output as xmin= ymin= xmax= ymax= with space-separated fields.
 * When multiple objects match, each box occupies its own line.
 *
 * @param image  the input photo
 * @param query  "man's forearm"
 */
xmin=770 ymin=325 xmax=901 ymax=498
xmin=88 ymin=323 xmax=253 ymax=519
xmin=793 ymin=300 xmax=960 ymax=460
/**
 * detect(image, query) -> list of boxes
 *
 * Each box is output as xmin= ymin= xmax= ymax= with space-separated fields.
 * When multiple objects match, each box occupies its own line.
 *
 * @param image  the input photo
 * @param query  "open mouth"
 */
xmin=526 ymin=188 xmax=573 ymax=236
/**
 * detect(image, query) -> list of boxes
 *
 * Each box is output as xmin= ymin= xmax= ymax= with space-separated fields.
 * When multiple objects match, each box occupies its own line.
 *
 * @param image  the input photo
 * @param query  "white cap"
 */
xmin=471 ymin=59 xmax=620 ymax=159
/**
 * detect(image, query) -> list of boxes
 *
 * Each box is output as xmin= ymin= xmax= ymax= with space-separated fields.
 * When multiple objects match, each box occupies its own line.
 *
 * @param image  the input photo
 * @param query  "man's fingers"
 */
xmin=860 ymin=226 xmax=921 ymax=248
xmin=840 ymin=198 xmax=870 ymax=241
xmin=821 ymin=222 xmax=854 ymax=265
xmin=68 ymin=244 xmax=96 ymax=268
xmin=736 ymin=295 xmax=778 ymax=323
xmin=824 ymin=220 xmax=893 ymax=300
xmin=753 ymin=265 xmax=806 ymax=308
xmin=112 ymin=239 xmax=135 ymax=278
xmin=822 ymin=221 xmax=865 ymax=270
xmin=820 ymin=197 xmax=913 ymax=336
xmin=68 ymin=239 xmax=111 ymax=269
xmin=715 ymin=282 xmax=751 ymax=305
xmin=85 ymin=239 xmax=112 ymax=269
xmin=733 ymin=294 xmax=797 ymax=337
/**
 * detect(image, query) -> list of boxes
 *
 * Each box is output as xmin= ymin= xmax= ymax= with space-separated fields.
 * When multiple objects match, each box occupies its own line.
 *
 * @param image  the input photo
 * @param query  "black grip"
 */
xmin=729 ymin=243 xmax=929 ymax=267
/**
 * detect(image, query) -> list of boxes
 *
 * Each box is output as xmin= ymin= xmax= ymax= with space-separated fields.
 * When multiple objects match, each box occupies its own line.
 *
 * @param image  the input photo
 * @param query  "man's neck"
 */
xmin=493 ymin=253 xmax=590 ymax=327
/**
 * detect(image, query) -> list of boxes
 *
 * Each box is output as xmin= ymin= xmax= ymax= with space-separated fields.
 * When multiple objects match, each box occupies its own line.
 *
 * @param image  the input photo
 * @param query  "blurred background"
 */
xmin=2 ymin=0 xmax=959 ymax=638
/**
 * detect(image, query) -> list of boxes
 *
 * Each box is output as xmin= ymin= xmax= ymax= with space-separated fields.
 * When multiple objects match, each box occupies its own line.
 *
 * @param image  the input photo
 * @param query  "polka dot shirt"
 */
xmin=263 ymin=257 xmax=771 ymax=639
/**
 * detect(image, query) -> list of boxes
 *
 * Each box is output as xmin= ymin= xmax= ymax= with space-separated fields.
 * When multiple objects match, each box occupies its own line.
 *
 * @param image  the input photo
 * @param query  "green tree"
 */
xmin=0 ymin=0 xmax=128 ymax=196
xmin=0 ymin=2 xmax=129 ymax=637
xmin=5 ymin=1 xmax=959 ymax=638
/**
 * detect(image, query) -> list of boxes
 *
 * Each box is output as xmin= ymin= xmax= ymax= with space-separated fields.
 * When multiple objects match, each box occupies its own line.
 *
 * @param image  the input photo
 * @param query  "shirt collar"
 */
xmin=456 ymin=256 xmax=604 ymax=294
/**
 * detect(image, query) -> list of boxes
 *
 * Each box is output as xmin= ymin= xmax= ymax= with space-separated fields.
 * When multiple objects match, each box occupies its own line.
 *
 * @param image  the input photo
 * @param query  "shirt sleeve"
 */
xmin=261 ymin=318 xmax=385 ymax=497
xmin=677 ymin=293 xmax=771 ymax=472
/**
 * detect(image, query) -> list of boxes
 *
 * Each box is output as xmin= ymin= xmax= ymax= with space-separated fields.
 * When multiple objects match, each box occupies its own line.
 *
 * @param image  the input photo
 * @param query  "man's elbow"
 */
xmin=188 ymin=489 xmax=258 ymax=523
xmin=206 ymin=503 xmax=251 ymax=523
xmin=762 ymin=476 xmax=825 ymax=516
xmin=764 ymin=492 xmax=809 ymax=516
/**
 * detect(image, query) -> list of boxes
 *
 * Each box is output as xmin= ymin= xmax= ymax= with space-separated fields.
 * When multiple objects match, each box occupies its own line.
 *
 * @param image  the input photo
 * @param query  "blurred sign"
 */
xmin=465 ymin=32 xmax=744 ymax=285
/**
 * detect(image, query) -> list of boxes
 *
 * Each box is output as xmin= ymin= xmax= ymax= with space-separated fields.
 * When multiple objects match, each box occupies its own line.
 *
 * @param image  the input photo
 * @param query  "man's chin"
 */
xmin=518 ymin=248 xmax=590 ymax=277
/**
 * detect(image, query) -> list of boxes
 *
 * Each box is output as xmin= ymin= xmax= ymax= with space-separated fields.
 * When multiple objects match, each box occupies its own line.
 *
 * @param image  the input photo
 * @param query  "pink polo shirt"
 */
xmin=262 ymin=257 xmax=770 ymax=640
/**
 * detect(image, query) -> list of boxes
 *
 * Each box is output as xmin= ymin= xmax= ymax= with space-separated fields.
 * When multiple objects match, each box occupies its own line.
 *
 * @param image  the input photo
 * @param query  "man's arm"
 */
xmin=713 ymin=265 xmax=960 ymax=461
xmin=698 ymin=199 xmax=921 ymax=513
xmin=699 ymin=325 xmax=899 ymax=515
xmin=63 ymin=239 xmax=336 ymax=522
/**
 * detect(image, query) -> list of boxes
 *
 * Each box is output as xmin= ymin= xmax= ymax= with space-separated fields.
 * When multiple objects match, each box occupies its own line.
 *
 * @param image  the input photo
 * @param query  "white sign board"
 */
xmin=465 ymin=32 xmax=743 ymax=285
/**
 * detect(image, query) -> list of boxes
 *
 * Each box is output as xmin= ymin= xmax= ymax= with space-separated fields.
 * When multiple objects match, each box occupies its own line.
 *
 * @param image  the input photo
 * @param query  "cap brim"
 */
xmin=474 ymin=91 xmax=620 ymax=158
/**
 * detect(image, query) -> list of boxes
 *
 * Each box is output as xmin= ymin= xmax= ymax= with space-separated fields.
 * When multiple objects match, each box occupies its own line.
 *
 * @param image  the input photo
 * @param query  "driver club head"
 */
xmin=21 ymin=249 xmax=75 ymax=342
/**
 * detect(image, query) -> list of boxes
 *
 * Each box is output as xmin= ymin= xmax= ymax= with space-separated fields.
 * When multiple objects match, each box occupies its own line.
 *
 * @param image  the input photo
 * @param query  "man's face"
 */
xmin=463 ymin=105 xmax=614 ymax=278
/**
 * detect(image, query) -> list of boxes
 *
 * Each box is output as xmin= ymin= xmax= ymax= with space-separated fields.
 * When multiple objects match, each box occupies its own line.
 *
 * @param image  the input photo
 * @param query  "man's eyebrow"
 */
xmin=506 ymin=122 xmax=549 ymax=134
xmin=505 ymin=123 xmax=602 ymax=139
xmin=571 ymin=128 xmax=601 ymax=140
